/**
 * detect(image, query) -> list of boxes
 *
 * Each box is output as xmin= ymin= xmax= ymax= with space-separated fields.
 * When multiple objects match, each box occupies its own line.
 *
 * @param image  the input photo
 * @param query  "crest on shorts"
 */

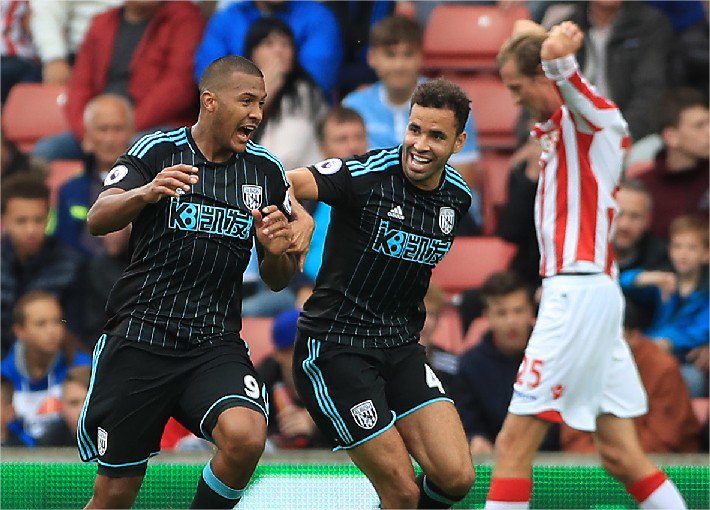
xmin=439 ymin=207 xmax=455 ymax=235
xmin=350 ymin=400 xmax=377 ymax=430
xmin=97 ymin=427 xmax=108 ymax=456
xmin=242 ymin=185 xmax=263 ymax=210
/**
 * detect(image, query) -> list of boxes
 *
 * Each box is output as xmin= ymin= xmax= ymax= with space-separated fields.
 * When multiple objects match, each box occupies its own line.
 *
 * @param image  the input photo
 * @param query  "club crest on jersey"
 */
xmin=351 ymin=400 xmax=377 ymax=430
xmin=242 ymin=185 xmax=263 ymax=210
xmin=97 ymin=427 xmax=108 ymax=456
xmin=438 ymin=207 xmax=455 ymax=235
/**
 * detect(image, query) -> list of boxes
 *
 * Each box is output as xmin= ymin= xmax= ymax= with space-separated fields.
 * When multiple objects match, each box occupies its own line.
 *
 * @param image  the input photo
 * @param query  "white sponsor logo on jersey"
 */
xmin=314 ymin=158 xmax=342 ymax=175
xmin=351 ymin=400 xmax=377 ymax=430
xmin=103 ymin=165 xmax=128 ymax=186
xmin=387 ymin=206 xmax=405 ymax=220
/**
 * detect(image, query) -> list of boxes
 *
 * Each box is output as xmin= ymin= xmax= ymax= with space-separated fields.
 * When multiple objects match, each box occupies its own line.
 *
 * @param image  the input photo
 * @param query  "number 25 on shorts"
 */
xmin=516 ymin=356 xmax=543 ymax=389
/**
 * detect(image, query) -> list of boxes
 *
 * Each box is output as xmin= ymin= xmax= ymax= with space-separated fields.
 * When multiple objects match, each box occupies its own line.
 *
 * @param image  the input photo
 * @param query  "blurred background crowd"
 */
xmin=0 ymin=0 xmax=707 ymax=456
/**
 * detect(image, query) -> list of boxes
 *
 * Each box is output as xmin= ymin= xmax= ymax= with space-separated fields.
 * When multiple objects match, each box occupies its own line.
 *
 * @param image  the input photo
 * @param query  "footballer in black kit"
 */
xmin=79 ymin=57 xmax=299 ymax=509
xmin=288 ymin=79 xmax=477 ymax=509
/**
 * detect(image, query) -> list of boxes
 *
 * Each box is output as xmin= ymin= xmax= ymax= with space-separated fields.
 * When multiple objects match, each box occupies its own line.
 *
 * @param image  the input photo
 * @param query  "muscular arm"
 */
xmin=286 ymin=167 xmax=319 ymax=201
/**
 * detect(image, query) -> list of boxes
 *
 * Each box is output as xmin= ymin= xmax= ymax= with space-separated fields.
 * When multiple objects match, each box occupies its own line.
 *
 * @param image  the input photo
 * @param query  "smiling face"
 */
xmin=402 ymin=104 xmax=466 ymax=190
xmin=208 ymin=71 xmax=266 ymax=153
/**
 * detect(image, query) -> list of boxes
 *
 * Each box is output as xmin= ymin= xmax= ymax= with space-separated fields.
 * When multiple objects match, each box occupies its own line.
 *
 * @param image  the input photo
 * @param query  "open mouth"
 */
xmin=408 ymin=151 xmax=433 ymax=172
xmin=236 ymin=125 xmax=256 ymax=142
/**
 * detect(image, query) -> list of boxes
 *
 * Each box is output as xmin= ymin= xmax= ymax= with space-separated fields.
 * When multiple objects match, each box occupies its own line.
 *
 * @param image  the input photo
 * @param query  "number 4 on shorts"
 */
xmin=425 ymin=364 xmax=445 ymax=394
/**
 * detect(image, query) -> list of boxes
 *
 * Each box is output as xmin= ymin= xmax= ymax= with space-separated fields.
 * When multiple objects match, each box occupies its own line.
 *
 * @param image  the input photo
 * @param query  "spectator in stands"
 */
xmin=0 ymin=292 xmax=91 ymax=441
xmin=342 ymin=15 xmax=483 ymax=234
xmin=1 ymin=138 xmax=44 ymax=178
xmin=1 ymin=0 xmax=41 ymax=104
xmin=542 ymin=0 xmax=672 ymax=141
xmin=301 ymin=106 xmax=369 ymax=288
xmin=323 ymin=0 xmax=395 ymax=96
xmin=1 ymin=174 xmax=85 ymax=357
xmin=38 ymin=365 xmax=91 ymax=447
xmin=637 ymin=88 xmax=709 ymax=240
xmin=257 ymin=309 xmax=330 ymax=448
xmin=55 ymin=94 xmax=134 ymax=257
xmin=561 ymin=303 xmax=701 ymax=453
xmin=453 ymin=272 xmax=558 ymax=457
xmin=33 ymin=1 xmax=204 ymax=162
xmin=496 ymin=136 xmax=543 ymax=287
xmin=620 ymin=215 xmax=709 ymax=397
xmin=1 ymin=374 xmax=35 ymax=447
xmin=83 ymin=226 xmax=131 ymax=348
xmin=28 ymin=0 xmax=119 ymax=86
xmin=244 ymin=17 xmax=328 ymax=171
xmin=194 ymin=1 xmax=342 ymax=97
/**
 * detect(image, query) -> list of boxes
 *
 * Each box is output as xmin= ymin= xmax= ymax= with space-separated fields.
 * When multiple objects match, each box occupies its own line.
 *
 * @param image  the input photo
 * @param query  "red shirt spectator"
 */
xmin=66 ymin=1 xmax=204 ymax=141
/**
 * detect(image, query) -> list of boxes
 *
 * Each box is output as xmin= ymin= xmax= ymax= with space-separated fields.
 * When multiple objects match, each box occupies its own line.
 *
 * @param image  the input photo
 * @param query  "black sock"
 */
xmin=416 ymin=473 xmax=462 ymax=509
xmin=190 ymin=462 xmax=244 ymax=509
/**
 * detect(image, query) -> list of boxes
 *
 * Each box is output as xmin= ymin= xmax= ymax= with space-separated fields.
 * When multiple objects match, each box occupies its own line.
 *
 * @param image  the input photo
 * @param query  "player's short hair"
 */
xmin=316 ymin=106 xmax=365 ymax=144
xmin=1 ymin=173 xmax=50 ymax=214
xmin=669 ymin=215 xmax=709 ymax=246
xmin=658 ymin=88 xmax=708 ymax=130
xmin=370 ymin=15 xmax=423 ymax=49
xmin=496 ymin=32 xmax=547 ymax=78
xmin=198 ymin=55 xmax=263 ymax=94
xmin=63 ymin=365 xmax=91 ymax=391
xmin=13 ymin=291 xmax=60 ymax=326
xmin=480 ymin=271 xmax=532 ymax=307
xmin=411 ymin=78 xmax=470 ymax=135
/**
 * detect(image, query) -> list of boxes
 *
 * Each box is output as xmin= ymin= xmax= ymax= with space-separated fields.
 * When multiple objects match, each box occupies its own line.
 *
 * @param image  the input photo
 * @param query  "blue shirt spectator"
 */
xmin=194 ymin=1 xmax=343 ymax=96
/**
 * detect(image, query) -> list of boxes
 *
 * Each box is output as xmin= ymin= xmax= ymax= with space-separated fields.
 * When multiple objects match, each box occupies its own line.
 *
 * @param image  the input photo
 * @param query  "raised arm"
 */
xmin=541 ymin=22 xmax=627 ymax=132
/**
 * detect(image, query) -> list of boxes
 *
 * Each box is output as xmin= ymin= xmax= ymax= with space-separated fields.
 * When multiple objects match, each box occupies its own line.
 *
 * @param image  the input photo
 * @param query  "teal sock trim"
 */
xmin=423 ymin=476 xmax=457 ymax=505
xmin=202 ymin=462 xmax=244 ymax=500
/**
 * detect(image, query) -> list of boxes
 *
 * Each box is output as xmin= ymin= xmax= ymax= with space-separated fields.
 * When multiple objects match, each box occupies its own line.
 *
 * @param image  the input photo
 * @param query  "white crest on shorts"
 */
xmin=97 ymin=427 xmax=108 ymax=456
xmin=104 ymin=165 xmax=128 ymax=186
xmin=242 ymin=185 xmax=263 ymax=210
xmin=439 ymin=207 xmax=455 ymax=235
xmin=314 ymin=158 xmax=342 ymax=175
xmin=350 ymin=400 xmax=377 ymax=430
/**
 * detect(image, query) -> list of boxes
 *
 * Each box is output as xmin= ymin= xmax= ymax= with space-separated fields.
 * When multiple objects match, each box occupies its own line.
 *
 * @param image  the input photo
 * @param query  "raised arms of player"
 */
xmin=87 ymin=164 xmax=200 ymax=236
xmin=541 ymin=22 xmax=627 ymax=132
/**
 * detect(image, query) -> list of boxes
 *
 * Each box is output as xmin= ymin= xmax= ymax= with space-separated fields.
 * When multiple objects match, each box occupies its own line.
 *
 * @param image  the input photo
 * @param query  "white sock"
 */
xmin=484 ymin=501 xmax=530 ymax=509
xmin=638 ymin=479 xmax=687 ymax=509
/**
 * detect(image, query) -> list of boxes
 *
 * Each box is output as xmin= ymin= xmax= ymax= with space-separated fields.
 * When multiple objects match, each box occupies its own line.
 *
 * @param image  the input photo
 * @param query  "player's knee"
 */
xmin=382 ymin=478 xmax=420 ymax=508
xmin=214 ymin=412 xmax=266 ymax=463
xmin=430 ymin=459 xmax=476 ymax=497
xmin=93 ymin=477 xmax=141 ymax=508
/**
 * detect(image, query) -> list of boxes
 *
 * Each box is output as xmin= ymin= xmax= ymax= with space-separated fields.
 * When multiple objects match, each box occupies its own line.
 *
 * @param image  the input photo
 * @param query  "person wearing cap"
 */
xmin=256 ymin=309 xmax=330 ymax=448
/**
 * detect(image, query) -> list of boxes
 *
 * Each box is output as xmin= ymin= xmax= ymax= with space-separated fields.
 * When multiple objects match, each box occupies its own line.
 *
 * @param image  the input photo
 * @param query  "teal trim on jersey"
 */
xmin=347 ymin=152 xmax=398 ymax=172
xmin=97 ymin=451 xmax=159 ymax=468
xmin=345 ymin=146 xmax=400 ymax=170
xmin=199 ymin=395 xmax=268 ymax=443
xmin=350 ymin=157 xmax=400 ymax=178
xmin=245 ymin=141 xmax=288 ymax=187
xmin=128 ymin=128 xmax=185 ymax=157
xmin=444 ymin=166 xmax=473 ymax=197
xmin=332 ymin=411 xmax=396 ymax=451
xmin=134 ymin=130 xmax=188 ymax=159
xmin=395 ymin=397 xmax=453 ymax=422
xmin=302 ymin=339 xmax=353 ymax=444
xmin=77 ymin=334 xmax=107 ymax=461
xmin=203 ymin=462 xmax=245 ymax=500
xmin=423 ymin=475 xmax=458 ymax=505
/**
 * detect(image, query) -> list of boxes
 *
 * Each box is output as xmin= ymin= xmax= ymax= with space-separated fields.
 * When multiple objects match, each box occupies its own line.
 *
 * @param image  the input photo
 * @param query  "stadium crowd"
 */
xmin=1 ymin=0 xmax=707 ymax=457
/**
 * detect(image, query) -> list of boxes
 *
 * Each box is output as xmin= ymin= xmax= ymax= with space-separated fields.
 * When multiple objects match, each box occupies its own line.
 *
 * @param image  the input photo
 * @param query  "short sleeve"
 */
xmin=101 ymin=154 xmax=157 ymax=192
xmin=307 ymin=157 xmax=356 ymax=209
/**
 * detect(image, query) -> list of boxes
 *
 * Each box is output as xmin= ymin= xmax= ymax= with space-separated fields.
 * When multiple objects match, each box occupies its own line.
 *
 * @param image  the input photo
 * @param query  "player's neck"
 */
xmin=191 ymin=123 xmax=233 ymax=163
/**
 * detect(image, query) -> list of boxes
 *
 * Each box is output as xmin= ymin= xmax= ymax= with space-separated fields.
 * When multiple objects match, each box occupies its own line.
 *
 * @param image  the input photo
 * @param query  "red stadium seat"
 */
xmin=481 ymin=152 xmax=514 ymax=234
xmin=423 ymin=4 xmax=530 ymax=71
xmin=449 ymin=75 xmax=520 ymax=150
xmin=241 ymin=317 xmax=274 ymax=367
xmin=432 ymin=236 xmax=517 ymax=295
xmin=47 ymin=160 xmax=83 ymax=205
xmin=431 ymin=306 xmax=464 ymax=353
xmin=2 ymin=83 xmax=68 ymax=152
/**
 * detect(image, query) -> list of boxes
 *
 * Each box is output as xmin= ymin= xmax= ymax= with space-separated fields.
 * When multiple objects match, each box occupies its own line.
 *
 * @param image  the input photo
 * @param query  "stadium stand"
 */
xmin=241 ymin=317 xmax=275 ymax=367
xmin=480 ymin=151 xmax=514 ymax=234
xmin=422 ymin=4 xmax=530 ymax=72
xmin=47 ymin=160 xmax=83 ymax=205
xmin=2 ymin=83 xmax=68 ymax=152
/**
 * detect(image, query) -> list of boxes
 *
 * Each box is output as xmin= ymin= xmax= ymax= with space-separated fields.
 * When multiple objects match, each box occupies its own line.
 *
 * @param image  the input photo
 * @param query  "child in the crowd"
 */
xmin=1 ymin=291 xmax=91 ymax=440
xmin=38 ymin=365 xmax=91 ymax=446
xmin=620 ymin=215 xmax=709 ymax=397
xmin=1 ymin=374 xmax=35 ymax=447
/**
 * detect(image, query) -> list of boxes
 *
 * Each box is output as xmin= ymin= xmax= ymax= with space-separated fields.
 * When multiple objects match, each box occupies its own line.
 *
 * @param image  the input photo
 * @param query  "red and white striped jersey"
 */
xmin=532 ymin=55 xmax=630 ymax=278
xmin=1 ymin=0 xmax=35 ymax=58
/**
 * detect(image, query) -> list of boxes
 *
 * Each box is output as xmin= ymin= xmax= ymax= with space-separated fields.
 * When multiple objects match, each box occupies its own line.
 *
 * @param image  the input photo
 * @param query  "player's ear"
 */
xmin=201 ymin=90 xmax=218 ymax=113
xmin=452 ymin=130 xmax=467 ymax=154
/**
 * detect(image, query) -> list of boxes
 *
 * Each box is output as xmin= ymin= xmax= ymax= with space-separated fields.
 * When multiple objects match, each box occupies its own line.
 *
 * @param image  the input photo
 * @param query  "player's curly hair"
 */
xmin=410 ymin=79 xmax=470 ymax=135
